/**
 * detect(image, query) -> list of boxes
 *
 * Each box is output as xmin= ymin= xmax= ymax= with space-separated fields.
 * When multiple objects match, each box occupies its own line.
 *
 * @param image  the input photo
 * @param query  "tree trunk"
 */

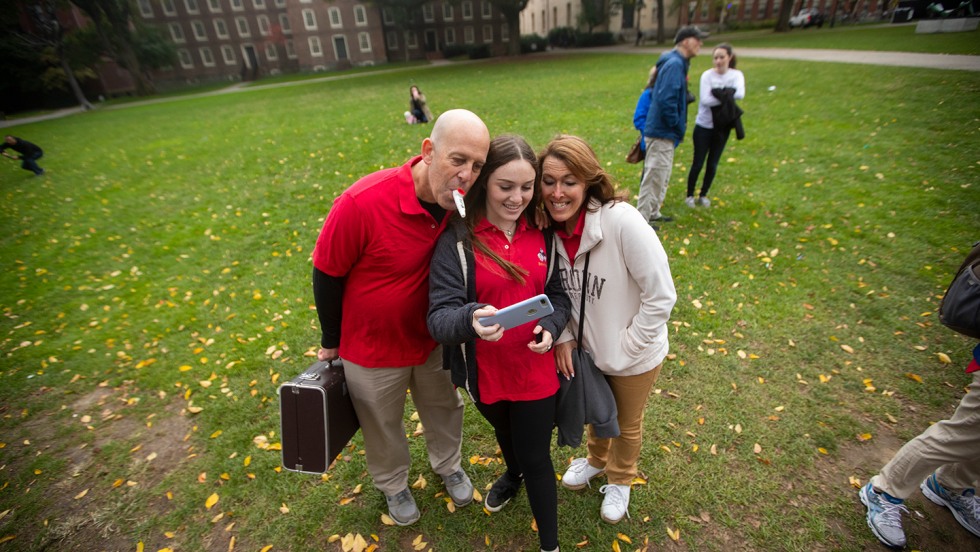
xmin=656 ymin=0 xmax=666 ymax=43
xmin=59 ymin=54 xmax=94 ymax=111
xmin=506 ymin=12 xmax=521 ymax=55
xmin=774 ymin=0 xmax=795 ymax=31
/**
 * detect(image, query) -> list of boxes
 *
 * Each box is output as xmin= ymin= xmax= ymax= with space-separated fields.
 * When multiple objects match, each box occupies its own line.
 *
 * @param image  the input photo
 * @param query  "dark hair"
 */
xmin=714 ymin=43 xmax=737 ymax=69
xmin=462 ymin=134 xmax=540 ymax=283
xmin=537 ymin=135 xmax=626 ymax=227
xmin=645 ymin=65 xmax=658 ymax=89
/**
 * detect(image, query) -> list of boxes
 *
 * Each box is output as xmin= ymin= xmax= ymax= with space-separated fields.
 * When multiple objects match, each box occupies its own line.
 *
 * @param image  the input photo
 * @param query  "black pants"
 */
xmin=687 ymin=124 xmax=731 ymax=198
xmin=476 ymin=394 xmax=558 ymax=550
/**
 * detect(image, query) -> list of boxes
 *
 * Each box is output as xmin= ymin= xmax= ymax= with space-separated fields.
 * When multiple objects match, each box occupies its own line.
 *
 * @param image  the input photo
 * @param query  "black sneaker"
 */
xmin=485 ymin=472 xmax=522 ymax=512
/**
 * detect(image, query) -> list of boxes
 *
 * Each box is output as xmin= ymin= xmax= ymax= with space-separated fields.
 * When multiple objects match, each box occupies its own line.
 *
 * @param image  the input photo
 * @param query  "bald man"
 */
xmin=312 ymin=109 xmax=490 ymax=525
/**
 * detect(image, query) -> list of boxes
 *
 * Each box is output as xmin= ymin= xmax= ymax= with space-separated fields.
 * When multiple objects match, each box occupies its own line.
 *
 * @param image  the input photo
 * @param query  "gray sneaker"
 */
xmin=385 ymin=488 xmax=420 ymax=526
xmin=860 ymin=482 xmax=908 ymax=548
xmin=697 ymin=196 xmax=711 ymax=207
xmin=441 ymin=469 xmax=474 ymax=507
xmin=921 ymin=473 xmax=980 ymax=538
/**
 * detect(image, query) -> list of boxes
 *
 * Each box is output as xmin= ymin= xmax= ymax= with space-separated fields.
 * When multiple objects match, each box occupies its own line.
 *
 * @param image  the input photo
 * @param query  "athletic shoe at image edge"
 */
xmin=920 ymin=473 xmax=980 ymax=538
xmin=385 ymin=488 xmax=420 ymax=526
xmin=561 ymin=458 xmax=604 ymax=490
xmin=599 ymin=483 xmax=631 ymax=524
xmin=859 ymin=482 xmax=908 ymax=548
xmin=441 ymin=469 xmax=475 ymax=507
xmin=485 ymin=472 xmax=522 ymax=512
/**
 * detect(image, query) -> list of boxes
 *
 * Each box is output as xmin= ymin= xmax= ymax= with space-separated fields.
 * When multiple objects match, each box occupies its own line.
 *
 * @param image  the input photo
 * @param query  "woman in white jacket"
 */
xmin=539 ymin=135 xmax=677 ymax=524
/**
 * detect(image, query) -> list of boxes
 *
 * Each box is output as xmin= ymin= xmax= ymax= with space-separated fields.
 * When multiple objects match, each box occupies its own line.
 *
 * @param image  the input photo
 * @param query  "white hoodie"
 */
xmin=555 ymin=199 xmax=677 ymax=376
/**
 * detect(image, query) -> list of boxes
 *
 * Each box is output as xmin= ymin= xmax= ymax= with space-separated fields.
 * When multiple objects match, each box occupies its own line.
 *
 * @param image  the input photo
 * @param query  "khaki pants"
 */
xmin=872 ymin=371 xmax=980 ymax=498
xmin=343 ymin=347 xmax=465 ymax=496
xmin=585 ymin=364 xmax=662 ymax=485
xmin=637 ymin=138 xmax=675 ymax=221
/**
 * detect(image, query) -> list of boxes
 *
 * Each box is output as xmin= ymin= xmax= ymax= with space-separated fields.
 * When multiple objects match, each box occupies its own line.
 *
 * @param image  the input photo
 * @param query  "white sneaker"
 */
xmin=599 ymin=484 xmax=631 ymax=524
xmin=561 ymin=458 xmax=604 ymax=490
xmin=684 ymin=196 xmax=696 ymax=208
xmin=697 ymin=196 xmax=711 ymax=207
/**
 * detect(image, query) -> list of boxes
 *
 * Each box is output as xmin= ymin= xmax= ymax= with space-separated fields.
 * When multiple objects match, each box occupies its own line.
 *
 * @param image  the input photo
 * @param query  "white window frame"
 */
xmin=265 ymin=42 xmax=278 ymax=60
xmin=231 ymin=0 xmax=244 ymax=11
xmin=257 ymin=14 xmax=271 ymax=35
xmin=222 ymin=44 xmax=237 ymax=64
xmin=279 ymin=13 xmax=291 ymax=33
xmin=462 ymin=1 xmax=473 ymax=20
xmin=332 ymin=35 xmax=348 ymax=61
xmin=482 ymin=1 xmax=492 ymax=18
xmin=162 ymin=0 xmax=177 ymax=16
xmin=328 ymin=7 xmax=342 ymax=28
xmin=254 ymin=0 xmax=266 ymax=8
xmin=192 ymin=20 xmax=207 ymax=41
xmin=501 ymin=23 xmax=509 ymax=42
xmin=386 ymin=30 xmax=398 ymax=49
xmin=208 ymin=0 xmax=222 ymax=13
xmin=464 ymin=26 xmax=474 ymax=44
xmin=169 ymin=22 xmax=186 ymax=43
xmin=442 ymin=3 xmax=454 ymax=21
xmin=354 ymin=5 xmax=368 ymax=26
xmin=309 ymin=36 xmax=323 ymax=57
xmin=422 ymin=4 xmax=434 ymax=22
xmin=358 ymin=32 xmax=371 ymax=52
xmin=236 ymin=16 xmax=251 ymax=37
xmin=382 ymin=8 xmax=394 ymax=24
xmin=286 ymin=39 xmax=297 ymax=58
xmin=303 ymin=8 xmax=317 ymax=30
xmin=138 ymin=0 xmax=154 ymax=18
xmin=185 ymin=0 xmax=200 ymax=14
xmin=214 ymin=19 xmax=230 ymax=38
xmin=200 ymin=46 xmax=215 ymax=66
xmin=445 ymin=27 xmax=455 ymax=44
xmin=275 ymin=0 xmax=286 ymax=6
xmin=406 ymin=30 xmax=418 ymax=49
xmin=178 ymin=48 xmax=194 ymax=68
xmin=483 ymin=24 xmax=493 ymax=42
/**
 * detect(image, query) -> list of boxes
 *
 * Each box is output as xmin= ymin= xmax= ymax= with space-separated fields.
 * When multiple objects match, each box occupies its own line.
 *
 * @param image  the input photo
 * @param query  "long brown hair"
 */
xmin=537 ymin=135 xmax=626 ymax=227
xmin=461 ymin=134 xmax=541 ymax=284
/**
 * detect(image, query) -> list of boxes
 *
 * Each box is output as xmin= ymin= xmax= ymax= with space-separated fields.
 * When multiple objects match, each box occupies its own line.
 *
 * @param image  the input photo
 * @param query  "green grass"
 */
xmin=0 ymin=39 xmax=979 ymax=552
xmin=708 ymin=22 xmax=980 ymax=55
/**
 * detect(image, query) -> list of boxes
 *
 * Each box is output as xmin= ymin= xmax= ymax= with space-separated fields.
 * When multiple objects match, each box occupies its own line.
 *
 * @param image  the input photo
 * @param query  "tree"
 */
xmin=774 ymin=0 xmax=795 ymax=31
xmin=70 ymin=0 xmax=156 ymax=95
xmin=490 ymin=0 xmax=530 ymax=56
xmin=369 ymin=0 xmax=430 ymax=60
xmin=14 ymin=0 xmax=94 ymax=110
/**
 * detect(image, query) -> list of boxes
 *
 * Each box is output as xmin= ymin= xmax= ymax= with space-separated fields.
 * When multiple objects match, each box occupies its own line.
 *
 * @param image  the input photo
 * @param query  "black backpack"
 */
xmin=939 ymin=241 xmax=980 ymax=339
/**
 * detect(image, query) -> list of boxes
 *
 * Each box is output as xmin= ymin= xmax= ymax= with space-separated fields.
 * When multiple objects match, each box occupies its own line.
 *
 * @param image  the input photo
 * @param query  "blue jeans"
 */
xmin=20 ymin=151 xmax=44 ymax=175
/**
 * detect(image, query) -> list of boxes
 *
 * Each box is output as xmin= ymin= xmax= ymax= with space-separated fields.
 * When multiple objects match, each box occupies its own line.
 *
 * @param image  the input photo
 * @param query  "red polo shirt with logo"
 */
xmin=313 ymin=156 xmax=448 ymax=368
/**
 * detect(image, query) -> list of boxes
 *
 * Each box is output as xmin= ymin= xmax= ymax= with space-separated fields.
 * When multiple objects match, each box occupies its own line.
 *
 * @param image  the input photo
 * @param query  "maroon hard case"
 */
xmin=279 ymin=359 xmax=360 ymax=474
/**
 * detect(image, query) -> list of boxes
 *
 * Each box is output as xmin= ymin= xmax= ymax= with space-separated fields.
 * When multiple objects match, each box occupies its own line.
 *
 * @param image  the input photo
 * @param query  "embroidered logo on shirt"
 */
xmin=537 ymin=248 xmax=546 ymax=263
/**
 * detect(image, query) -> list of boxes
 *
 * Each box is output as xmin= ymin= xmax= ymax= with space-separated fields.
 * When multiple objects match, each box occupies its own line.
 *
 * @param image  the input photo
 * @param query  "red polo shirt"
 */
xmin=312 ymin=156 xmax=447 ymax=367
xmin=473 ymin=218 xmax=559 ymax=403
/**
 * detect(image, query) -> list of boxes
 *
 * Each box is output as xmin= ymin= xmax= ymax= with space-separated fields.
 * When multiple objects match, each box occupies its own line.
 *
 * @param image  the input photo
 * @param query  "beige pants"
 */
xmin=872 ymin=371 xmax=980 ymax=498
xmin=343 ymin=347 xmax=465 ymax=496
xmin=637 ymin=138 xmax=675 ymax=221
xmin=585 ymin=364 xmax=662 ymax=485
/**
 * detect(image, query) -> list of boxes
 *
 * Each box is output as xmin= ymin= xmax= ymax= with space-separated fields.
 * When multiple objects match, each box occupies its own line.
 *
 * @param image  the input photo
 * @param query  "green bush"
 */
xmin=520 ymin=33 xmax=549 ymax=53
xmin=441 ymin=43 xmax=470 ymax=59
xmin=468 ymin=44 xmax=492 ymax=59
xmin=575 ymin=30 xmax=615 ymax=47
xmin=547 ymin=26 xmax=577 ymax=47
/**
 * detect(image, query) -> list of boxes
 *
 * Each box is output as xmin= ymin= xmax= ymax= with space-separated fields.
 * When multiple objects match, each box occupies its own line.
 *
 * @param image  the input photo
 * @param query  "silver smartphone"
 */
xmin=478 ymin=294 xmax=554 ymax=330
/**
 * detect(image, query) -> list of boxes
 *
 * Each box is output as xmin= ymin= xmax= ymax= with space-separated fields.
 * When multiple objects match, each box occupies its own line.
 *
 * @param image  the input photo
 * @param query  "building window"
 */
xmin=257 ymin=14 xmax=270 ymax=35
xmin=214 ymin=19 xmax=229 ymax=38
xmin=200 ymin=47 xmax=215 ymax=66
xmin=406 ymin=30 xmax=418 ymax=49
xmin=445 ymin=27 xmax=455 ymax=44
xmin=501 ymin=23 xmax=509 ymax=42
xmin=482 ymin=1 xmax=491 ymax=17
xmin=358 ymin=32 xmax=371 ymax=52
xmin=382 ymin=8 xmax=394 ymax=24
xmin=386 ymin=30 xmax=398 ymax=49
xmin=309 ymin=36 xmax=323 ymax=56
xmin=236 ymin=16 xmax=250 ymax=37
xmin=328 ymin=7 xmax=342 ymax=27
xmin=279 ymin=13 xmax=291 ymax=33
xmin=178 ymin=49 xmax=193 ymax=68
xmin=208 ymin=0 xmax=221 ymax=12
xmin=254 ymin=0 xmax=266 ymax=8
xmin=422 ymin=4 xmax=434 ymax=22
xmin=464 ymin=26 xmax=474 ymax=43
xmin=275 ymin=0 xmax=285 ymax=6
xmin=169 ymin=23 xmax=186 ymax=42
xmin=185 ymin=0 xmax=200 ymax=14
xmin=190 ymin=20 xmax=207 ymax=41
xmin=302 ymin=9 xmax=317 ymax=29
xmin=138 ymin=0 xmax=154 ymax=18
xmin=265 ymin=43 xmax=278 ymax=60
xmin=442 ymin=3 xmax=454 ymax=20
xmin=222 ymin=44 xmax=236 ymax=64
xmin=231 ymin=0 xmax=244 ymax=11
xmin=462 ymin=1 xmax=473 ymax=19
xmin=354 ymin=5 xmax=367 ymax=26
xmin=162 ymin=0 xmax=177 ymax=16
xmin=286 ymin=39 xmax=297 ymax=58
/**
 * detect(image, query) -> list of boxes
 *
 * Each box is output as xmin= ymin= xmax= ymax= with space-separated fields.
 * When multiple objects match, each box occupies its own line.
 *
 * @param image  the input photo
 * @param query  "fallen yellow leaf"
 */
xmin=937 ymin=352 xmax=951 ymax=364
xmin=667 ymin=527 xmax=681 ymax=541
xmin=205 ymin=493 xmax=219 ymax=510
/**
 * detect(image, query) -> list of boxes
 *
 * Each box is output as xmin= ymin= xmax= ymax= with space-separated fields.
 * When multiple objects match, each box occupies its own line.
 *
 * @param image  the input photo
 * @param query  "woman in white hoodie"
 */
xmin=539 ymin=135 xmax=677 ymax=524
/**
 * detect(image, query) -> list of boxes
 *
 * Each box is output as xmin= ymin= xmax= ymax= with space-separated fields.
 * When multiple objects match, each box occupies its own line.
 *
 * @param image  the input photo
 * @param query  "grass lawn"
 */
xmin=0 ymin=41 xmax=979 ymax=552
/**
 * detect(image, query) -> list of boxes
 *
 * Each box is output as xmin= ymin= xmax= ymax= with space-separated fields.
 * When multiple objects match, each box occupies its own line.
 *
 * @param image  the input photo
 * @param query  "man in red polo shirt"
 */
xmin=312 ymin=109 xmax=490 ymax=526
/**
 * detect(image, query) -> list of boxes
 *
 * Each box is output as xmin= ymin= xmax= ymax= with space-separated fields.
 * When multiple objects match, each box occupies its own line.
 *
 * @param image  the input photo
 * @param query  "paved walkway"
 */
xmin=2 ymin=47 xmax=977 ymax=128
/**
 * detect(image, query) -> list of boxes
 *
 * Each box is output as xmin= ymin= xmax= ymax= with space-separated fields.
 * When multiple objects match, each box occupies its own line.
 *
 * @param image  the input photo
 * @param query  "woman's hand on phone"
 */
xmin=472 ymin=306 xmax=504 ymax=342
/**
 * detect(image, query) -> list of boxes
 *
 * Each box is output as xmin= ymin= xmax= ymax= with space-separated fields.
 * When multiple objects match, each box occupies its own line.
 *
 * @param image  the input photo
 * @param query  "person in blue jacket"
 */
xmin=636 ymin=26 xmax=708 ymax=228
xmin=631 ymin=65 xmax=657 ymax=173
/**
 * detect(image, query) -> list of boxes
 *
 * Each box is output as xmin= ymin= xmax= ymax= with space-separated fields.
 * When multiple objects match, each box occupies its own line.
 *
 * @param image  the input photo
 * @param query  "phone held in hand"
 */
xmin=478 ymin=294 xmax=554 ymax=330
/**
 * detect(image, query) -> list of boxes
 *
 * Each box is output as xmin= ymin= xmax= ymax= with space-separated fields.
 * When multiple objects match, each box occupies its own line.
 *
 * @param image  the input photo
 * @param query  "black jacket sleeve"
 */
xmin=312 ymin=266 xmax=344 ymax=349
xmin=427 ymin=228 xmax=483 ymax=346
